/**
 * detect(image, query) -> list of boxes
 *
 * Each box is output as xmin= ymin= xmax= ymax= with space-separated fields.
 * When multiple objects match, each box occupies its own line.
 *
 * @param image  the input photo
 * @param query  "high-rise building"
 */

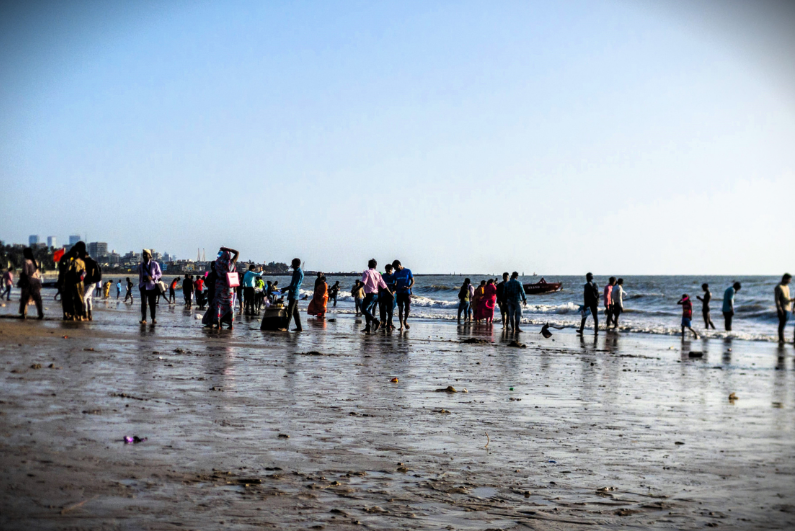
xmin=29 ymin=235 xmax=40 ymax=245
xmin=87 ymin=242 xmax=108 ymax=258
xmin=47 ymin=236 xmax=57 ymax=248
xmin=69 ymin=235 xmax=81 ymax=245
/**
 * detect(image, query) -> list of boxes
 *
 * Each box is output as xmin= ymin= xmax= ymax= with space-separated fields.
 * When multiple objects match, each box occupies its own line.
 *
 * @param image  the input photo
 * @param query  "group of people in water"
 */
xmin=4 ymin=244 xmax=794 ymax=344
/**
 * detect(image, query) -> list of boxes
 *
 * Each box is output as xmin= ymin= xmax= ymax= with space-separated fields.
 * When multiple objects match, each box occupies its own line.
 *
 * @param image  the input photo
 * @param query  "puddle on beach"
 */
xmin=1 ymin=299 xmax=794 ymax=529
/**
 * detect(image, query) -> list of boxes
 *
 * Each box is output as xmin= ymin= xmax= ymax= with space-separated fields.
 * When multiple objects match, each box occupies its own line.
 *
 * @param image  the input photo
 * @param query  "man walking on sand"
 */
xmin=697 ymin=283 xmax=716 ymax=330
xmin=604 ymin=277 xmax=615 ymax=328
xmin=577 ymin=272 xmax=600 ymax=335
xmin=392 ymin=260 xmax=414 ymax=330
xmin=722 ymin=281 xmax=741 ymax=331
xmin=775 ymin=274 xmax=792 ymax=343
xmin=361 ymin=259 xmax=389 ymax=334
xmin=2 ymin=267 xmax=13 ymax=300
xmin=504 ymin=271 xmax=527 ymax=332
xmin=496 ymin=272 xmax=509 ymax=328
xmin=283 ymin=258 xmax=304 ymax=332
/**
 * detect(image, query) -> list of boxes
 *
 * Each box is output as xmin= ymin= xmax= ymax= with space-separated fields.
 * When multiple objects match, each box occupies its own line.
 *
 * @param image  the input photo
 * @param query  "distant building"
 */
xmin=47 ymin=236 xmax=57 ymax=248
xmin=29 ymin=235 xmax=40 ymax=246
xmin=87 ymin=242 xmax=108 ymax=259
xmin=108 ymin=252 xmax=120 ymax=265
xmin=69 ymin=235 xmax=81 ymax=245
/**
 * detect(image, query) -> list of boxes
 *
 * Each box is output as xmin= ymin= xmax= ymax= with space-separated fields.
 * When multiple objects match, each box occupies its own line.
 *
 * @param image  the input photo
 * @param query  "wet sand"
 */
xmin=1 ymin=298 xmax=794 ymax=530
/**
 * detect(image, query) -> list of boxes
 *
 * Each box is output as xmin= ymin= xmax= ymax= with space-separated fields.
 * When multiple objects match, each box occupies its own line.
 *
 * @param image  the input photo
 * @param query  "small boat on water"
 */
xmin=523 ymin=278 xmax=562 ymax=295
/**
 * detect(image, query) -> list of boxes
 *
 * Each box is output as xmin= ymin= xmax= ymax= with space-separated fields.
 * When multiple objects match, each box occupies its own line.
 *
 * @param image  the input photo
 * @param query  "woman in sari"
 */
xmin=202 ymin=247 xmax=239 ymax=330
xmin=307 ymin=273 xmax=329 ymax=318
xmin=57 ymin=242 xmax=87 ymax=321
xmin=478 ymin=279 xmax=498 ymax=325
xmin=471 ymin=280 xmax=487 ymax=322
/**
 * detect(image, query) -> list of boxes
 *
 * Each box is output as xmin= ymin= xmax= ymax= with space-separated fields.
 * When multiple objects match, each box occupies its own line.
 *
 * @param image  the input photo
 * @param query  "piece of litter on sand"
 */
xmin=123 ymin=436 xmax=147 ymax=444
xmin=462 ymin=338 xmax=490 ymax=344
xmin=278 ymin=433 xmax=290 ymax=439
xmin=674 ymin=441 xmax=685 ymax=445
xmin=435 ymin=386 xmax=457 ymax=393
xmin=507 ymin=341 xmax=526 ymax=348
xmin=390 ymin=377 xmax=399 ymax=383
xmin=728 ymin=392 xmax=738 ymax=400
xmin=688 ymin=351 xmax=703 ymax=358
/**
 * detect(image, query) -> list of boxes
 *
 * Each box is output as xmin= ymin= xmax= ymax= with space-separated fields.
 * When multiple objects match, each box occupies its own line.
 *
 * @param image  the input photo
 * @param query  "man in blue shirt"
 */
xmin=392 ymin=260 xmax=414 ymax=330
xmin=283 ymin=258 xmax=304 ymax=331
xmin=722 ymin=281 xmax=741 ymax=331
xmin=503 ymin=271 xmax=527 ymax=333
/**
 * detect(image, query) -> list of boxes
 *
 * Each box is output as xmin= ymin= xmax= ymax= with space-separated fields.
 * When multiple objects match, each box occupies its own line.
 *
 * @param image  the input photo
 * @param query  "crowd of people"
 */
xmin=3 ymin=244 xmax=794 ymax=343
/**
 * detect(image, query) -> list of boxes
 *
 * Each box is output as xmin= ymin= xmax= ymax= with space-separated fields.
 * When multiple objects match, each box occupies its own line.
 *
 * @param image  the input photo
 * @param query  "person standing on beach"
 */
xmin=577 ymin=272 xmax=600 ymax=335
xmin=124 ymin=278 xmax=134 ymax=303
xmin=611 ymin=278 xmax=625 ymax=328
xmin=329 ymin=281 xmax=340 ymax=307
xmin=81 ymin=248 xmax=102 ymax=321
xmin=696 ymin=283 xmax=716 ymax=330
xmin=138 ymin=250 xmax=162 ymax=324
xmin=361 ymin=259 xmax=389 ymax=333
xmin=457 ymin=278 xmax=471 ymax=324
xmin=392 ymin=260 xmax=414 ymax=330
xmin=242 ymin=264 xmax=259 ymax=316
xmin=604 ymin=277 xmax=615 ymax=328
xmin=169 ymin=277 xmax=178 ymax=304
xmin=103 ymin=280 xmax=111 ymax=300
xmin=504 ymin=272 xmax=527 ymax=332
xmin=467 ymin=281 xmax=475 ymax=321
xmin=775 ymin=274 xmax=792 ymax=343
xmin=58 ymin=243 xmax=87 ymax=321
xmin=182 ymin=274 xmax=194 ymax=309
xmin=677 ymin=294 xmax=699 ymax=339
xmin=18 ymin=248 xmax=43 ymax=320
xmin=722 ymin=281 xmax=741 ymax=331
xmin=2 ymin=267 xmax=13 ymax=300
xmin=352 ymin=280 xmax=364 ymax=316
xmin=496 ymin=272 xmax=509 ymax=328
xmin=116 ymin=279 xmax=122 ymax=300
xmin=281 ymin=258 xmax=304 ymax=331
xmin=307 ymin=273 xmax=329 ymax=319
xmin=379 ymin=265 xmax=397 ymax=331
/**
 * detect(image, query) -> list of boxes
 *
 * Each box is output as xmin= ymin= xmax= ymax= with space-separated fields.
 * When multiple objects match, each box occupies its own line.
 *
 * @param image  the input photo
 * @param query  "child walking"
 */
xmin=677 ymin=294 xmax=699 ymax=339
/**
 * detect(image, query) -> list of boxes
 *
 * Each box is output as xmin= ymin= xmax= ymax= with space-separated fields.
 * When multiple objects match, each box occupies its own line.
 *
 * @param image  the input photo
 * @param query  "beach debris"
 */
xmin=62 ymin=335 xmax=69 ymax=339
xmin=436 ymin=386 xmax=457 ymax=393
xmin=541 ymin=325 xmax=553 ymax=338
xmin=462 ymin=388 xmax=468 ymax=393
xmin=173 ymin=348 xmax=185 ymax=353
xmin=61 ymin=495 xmax=98 ymax=514
xmin=615 ymin=508 xmax=638 ymax=517
xmin=299 ymin=351 xmax=324 ymax=356
xmin=674 ymin=441 xmax=685 ymax=445
xmin=524 ymin=491 xmax=531 ymax=498
xmin=123 ymin=436 xmax=147 ymax=444
xmin=109 ymin=392 xmax=146 ymax=401
xmin=390 ymin=377 xmax=399 ymax=383
xmin=364 ymin=506 xmax=387 ymax=513
xmin=509 ymin=387 xmax=514 ymax=391
xmin=485 ymin=432 xmax=490 ymax=449
xmin=30 ymin=363 xmax=42 ymax=369
xmin=597 ymin=486 xmax=617 ymax=493
xmin=461 ymin=338 xmax=490 ymax=344
xmin=688 ymin=351 xmax=704 ymax=358
xmin=507 ymin=341 xmax=526 ymax=348
xmin=728 ymin=392 xmax=738 ymax=402
xmin=83 ymin=348 xmax=94 ymax=352
xmin=772 ymin=402 xmax=783 ymax=408
xmin=330 ymin=508 xmax=349 ymax=516
xmin=209 ymin=386 xmax=223 ymax=391
xmin=509 ymin=397 xmax=522 ymax=401
xmin=327 ymin=319 xmax=336 ymax=322
xmin=548 ymin=460 xmax=557 ymax=464
xmin=397 ymin=465 xmax=409 ymax=473
xmin=437 ymin=409 xmax=451 ymax=414
xmin=278 ymin=433 xmax=290 ymax=439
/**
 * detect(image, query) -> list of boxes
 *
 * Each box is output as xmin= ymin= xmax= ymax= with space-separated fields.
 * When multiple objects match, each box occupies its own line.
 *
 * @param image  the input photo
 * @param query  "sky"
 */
xmin=1 ymin=0 xmax=794 ymax=274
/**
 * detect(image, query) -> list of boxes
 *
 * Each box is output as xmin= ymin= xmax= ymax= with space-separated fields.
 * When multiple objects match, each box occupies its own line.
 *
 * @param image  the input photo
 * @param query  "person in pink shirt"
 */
xmin=360 ymin=259 xmax=392 ymax=334
xmin=604 ymin=277 xmax=616 ymax=328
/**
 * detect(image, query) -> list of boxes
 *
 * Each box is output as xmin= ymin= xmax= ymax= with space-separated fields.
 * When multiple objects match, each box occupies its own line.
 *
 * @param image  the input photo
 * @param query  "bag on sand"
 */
xmin=156 ymin=281 xmax=167 ymax=294
xmin=227 ymin=272 xmax=240 ymax=288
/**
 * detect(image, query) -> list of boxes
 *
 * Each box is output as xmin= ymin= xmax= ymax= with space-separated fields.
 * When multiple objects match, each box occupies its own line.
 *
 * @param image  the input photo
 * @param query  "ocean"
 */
xmin=263 ymin=274 xmax=790 ymax=342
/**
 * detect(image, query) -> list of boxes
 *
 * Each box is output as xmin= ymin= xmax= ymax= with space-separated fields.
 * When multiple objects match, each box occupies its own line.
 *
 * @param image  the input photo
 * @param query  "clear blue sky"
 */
xmin=1 ymin=0 xmax=793 ymax=274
